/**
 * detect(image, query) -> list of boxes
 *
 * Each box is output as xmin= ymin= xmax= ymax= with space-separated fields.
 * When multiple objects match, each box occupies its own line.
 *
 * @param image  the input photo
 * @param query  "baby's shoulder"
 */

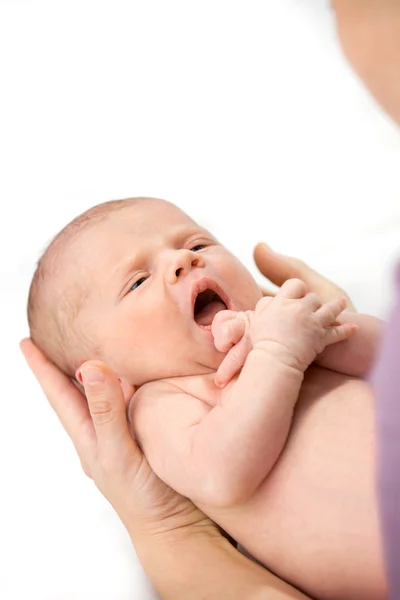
xmin=129 ymin=377 xmax=212 ymax=445
xmin=132 ymin=373 xmax=219 ymax=422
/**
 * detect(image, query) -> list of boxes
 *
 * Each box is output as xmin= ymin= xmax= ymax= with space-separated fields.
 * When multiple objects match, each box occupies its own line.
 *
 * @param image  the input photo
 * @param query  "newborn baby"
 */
xmin=28 ymin=197 xmax=387 ymax=600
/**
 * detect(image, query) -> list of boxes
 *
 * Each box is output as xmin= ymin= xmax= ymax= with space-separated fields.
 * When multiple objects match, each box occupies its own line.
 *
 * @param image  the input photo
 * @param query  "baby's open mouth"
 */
xmin=194 ymin=289 xmax=227 ymax=327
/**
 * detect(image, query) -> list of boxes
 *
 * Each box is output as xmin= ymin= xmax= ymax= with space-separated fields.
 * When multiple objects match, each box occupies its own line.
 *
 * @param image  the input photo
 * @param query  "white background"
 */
xmin=1 ymin=1 xmax=400 ymax=598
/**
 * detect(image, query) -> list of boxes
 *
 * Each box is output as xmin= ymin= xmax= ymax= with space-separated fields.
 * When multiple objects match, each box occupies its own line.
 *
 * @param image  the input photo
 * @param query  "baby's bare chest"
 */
xmin=206 ymin=366 xmax=386 ymax=599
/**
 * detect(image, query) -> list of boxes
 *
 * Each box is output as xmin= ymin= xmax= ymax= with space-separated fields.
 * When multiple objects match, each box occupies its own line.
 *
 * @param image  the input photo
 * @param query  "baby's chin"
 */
xmin=183 ymin=339 xmax=227 ymax=377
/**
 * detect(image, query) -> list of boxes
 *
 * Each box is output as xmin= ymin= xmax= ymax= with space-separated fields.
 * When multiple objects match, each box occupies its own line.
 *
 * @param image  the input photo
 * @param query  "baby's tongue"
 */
xmin=195 ymin=300 xmax=226 ymax=326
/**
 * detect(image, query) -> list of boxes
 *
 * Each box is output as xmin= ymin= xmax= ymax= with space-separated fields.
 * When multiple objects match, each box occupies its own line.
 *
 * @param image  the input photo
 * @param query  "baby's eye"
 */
xmin=129 ymin=277 xmax=147 ymax=292
xmin=190 ymin=244 xmax=206 ymax=252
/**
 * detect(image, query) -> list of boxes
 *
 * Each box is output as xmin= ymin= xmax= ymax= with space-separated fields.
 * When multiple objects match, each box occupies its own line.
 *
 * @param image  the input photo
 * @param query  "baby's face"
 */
xmin=73 ymin=199 xmax=262 ymax=387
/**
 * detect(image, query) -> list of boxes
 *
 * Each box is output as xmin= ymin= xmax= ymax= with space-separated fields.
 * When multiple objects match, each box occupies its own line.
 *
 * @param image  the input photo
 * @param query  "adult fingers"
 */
xmin=79 ymin=361 xmax=142 ymax=472
xmin=19 ymin=338 xmax=96 ymax=468
xmin=254 ymin=243 xmax=307 ymax=286
xmin=254 ymin=243 xmax=357 ymax=311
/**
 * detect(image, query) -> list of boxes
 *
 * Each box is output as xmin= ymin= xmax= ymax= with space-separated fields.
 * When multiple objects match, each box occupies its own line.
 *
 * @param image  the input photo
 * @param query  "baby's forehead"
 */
xmin=86 ymin=200 xmax=199 ymax=245
xmin=106 ymin=199 xmax=196 ymax=231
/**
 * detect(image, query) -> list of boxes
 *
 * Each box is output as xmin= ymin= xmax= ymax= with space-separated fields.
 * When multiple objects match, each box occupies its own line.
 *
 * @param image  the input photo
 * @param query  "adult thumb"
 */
xmin=254 ymin=243 xmax=303 ymax=287
xmin=79 ymin=361 xmax=140 ymax=466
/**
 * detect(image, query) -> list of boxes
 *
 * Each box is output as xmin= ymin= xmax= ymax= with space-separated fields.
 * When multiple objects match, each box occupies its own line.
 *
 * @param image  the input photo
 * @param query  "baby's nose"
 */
xmin=166 ymin=249 xmax=205 ymax=284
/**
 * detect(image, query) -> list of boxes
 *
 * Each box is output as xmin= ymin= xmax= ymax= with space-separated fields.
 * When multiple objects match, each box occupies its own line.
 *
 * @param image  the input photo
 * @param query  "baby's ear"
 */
xmin=118 ymin=377 xmax=136 ymax=405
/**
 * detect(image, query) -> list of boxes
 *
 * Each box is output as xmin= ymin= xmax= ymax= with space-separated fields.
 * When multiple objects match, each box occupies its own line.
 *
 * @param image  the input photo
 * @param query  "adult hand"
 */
xmin=253 ymin=242 xmax=356 ymax=311
xmin=19 ymin=339 xmax=311 ymax=600
xmin=19 ymin=340 xmax=217 ymax=545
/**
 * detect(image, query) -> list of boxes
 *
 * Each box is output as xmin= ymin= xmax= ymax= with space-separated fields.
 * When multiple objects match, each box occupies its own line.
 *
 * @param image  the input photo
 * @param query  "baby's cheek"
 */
xmin=229 ymin=259 xmax=262 ymax=309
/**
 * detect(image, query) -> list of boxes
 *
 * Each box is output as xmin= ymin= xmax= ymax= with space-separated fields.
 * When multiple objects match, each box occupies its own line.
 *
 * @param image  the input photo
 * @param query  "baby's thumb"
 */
xmin=214 ymin=335 xmax=252 ymax=388
xmin=79 ymin=361 xmax=141 ymax=466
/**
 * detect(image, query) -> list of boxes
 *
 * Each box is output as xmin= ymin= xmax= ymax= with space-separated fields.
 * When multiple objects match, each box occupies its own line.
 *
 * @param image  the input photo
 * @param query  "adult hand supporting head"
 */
xmin=19 ymin=340 xmax=216 ymax=545
xmin=19 ymin=339 xmax=311 ymax=600
xmin=253 ymin=243 xmax=356 ymax=311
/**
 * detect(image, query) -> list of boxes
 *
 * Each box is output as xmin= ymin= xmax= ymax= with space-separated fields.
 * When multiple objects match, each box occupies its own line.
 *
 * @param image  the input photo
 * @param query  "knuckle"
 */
xmin=229 ymin=352 xmax=242 ymax=368
xmin=90 ymin=399 xmax=114 ymax=424
xmin=297 ymin=281 xmax=307 ymax=295
xmin=326 ymin=312 xmax=335 ymax=326
xmin=256 ymin=297 xmax=269 ymax=309
xmin=283 ymin=278 xmax=307 ymax=296
xmin=214 ymin=310 xmax=227 ymax=324
xmin=307 ymin=292 xmax=321 ymax=304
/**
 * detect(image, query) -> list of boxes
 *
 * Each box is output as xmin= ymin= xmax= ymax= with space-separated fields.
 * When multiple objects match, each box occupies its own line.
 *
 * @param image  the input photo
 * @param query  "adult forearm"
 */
xmin=134 ymin=528 xmax=310 ymax=600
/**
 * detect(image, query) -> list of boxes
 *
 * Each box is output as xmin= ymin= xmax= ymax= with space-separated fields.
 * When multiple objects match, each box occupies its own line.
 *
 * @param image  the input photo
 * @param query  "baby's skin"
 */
xmin=61 ymin=198 xmax=385 ymax=600
xmin=131 ymin=286 xmax=387 ymax=600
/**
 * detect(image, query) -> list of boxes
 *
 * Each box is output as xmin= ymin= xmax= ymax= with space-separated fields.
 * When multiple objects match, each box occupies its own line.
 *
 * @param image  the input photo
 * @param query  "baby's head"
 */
xmin=28 ymin=197 xmax=262 ymax=394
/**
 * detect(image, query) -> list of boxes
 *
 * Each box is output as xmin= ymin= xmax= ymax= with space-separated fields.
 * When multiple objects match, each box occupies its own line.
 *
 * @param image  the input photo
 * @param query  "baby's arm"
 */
xmin=314 ymin=312 xmax=384 ymax=377
xmin=131 ymin=352 xmax=304 ymax=510
xmin=131 ymin=281 xmax=352 ymax=510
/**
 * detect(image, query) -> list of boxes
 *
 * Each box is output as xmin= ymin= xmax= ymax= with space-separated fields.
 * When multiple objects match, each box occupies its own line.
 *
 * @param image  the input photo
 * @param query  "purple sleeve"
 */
xmin=371 ymin=264 xmax=400 ymax=599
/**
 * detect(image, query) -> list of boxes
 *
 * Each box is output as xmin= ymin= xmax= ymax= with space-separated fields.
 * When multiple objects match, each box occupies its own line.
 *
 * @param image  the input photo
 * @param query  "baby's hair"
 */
xmin=27 ymin=197 xmax=150 ymax=378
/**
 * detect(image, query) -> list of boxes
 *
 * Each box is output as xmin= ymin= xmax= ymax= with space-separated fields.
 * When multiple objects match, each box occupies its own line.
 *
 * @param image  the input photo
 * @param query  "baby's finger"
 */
xmin=79 ymin=361 xmax=142 ymax=472
xmin=212 ymin=311 xmax=246 ymax=352
xmin=303 ymin=292 xmax=322 ymax=312
xmin=214 ymin=335 xmax=252 ymax=388
xmin=316 ymin=297 xmax=348 ymax=327
xmin=324 ymin=323 xmax=358 ymax=347
xmin=277 ymin=278 xmax=307 ymax=299
xmin=212 ymin=309 xmax=238 ymax=327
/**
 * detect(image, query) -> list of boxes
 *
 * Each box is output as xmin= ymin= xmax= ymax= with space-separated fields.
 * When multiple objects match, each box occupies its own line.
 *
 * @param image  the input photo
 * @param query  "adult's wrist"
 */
xmin=133 ymin=524 xmax=309 ymax=600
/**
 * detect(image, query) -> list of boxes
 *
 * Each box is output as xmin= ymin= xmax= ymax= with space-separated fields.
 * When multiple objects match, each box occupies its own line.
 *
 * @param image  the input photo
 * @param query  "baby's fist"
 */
xmin=212 ymin=310 xmax=253 ymax=388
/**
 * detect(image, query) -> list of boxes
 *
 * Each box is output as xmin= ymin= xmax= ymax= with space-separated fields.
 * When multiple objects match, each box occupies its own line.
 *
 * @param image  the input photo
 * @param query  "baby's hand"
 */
xmin=249 ymin=279 xmax=356 ymax=370
xmin=212 ymin=309 xmax=254 ymax=387
xmin=213 ymin=279 xmax=357 ymax=388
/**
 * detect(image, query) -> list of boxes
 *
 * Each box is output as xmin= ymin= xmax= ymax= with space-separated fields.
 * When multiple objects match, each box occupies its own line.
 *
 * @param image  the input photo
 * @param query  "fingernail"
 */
xmin=75 ymin=368 xmax=83 ymax=384
xmin=81 ymin=366 xmax=104 ymax=385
